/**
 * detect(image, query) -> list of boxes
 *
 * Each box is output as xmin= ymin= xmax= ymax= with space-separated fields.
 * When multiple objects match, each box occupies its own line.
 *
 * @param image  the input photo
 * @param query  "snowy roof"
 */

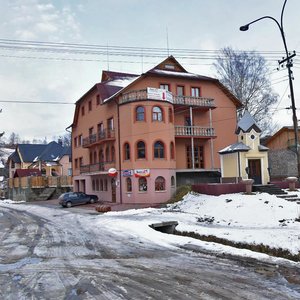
xmin=258 ymin=144 xmax=269 ymax=151
xmin=147 ymin=69 xmax=215 ymax=81
xmin=236 ymin=110 xmax=261 ymax=134
xmin=219 ymin=142 xmax=251 ymax=154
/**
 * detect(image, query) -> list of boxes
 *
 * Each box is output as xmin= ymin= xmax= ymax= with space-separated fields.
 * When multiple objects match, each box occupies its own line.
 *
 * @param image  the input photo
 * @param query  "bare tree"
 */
xmin=214 ymin=47 xmax=278 ymax=134
xmin=8 ymin=132 xmax=20 ymax=146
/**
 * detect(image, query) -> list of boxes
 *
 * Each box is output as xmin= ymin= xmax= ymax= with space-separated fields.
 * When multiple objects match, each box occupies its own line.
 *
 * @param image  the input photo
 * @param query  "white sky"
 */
xmin=0 ymin=0 xmax=300 ymax=141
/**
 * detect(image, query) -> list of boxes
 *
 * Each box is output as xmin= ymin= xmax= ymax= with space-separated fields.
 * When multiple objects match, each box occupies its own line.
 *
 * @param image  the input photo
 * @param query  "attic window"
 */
xmin=250 ymin=134 xmax=256 ymax=140
xmin=165 ymin=64 xmax=175 ymax=70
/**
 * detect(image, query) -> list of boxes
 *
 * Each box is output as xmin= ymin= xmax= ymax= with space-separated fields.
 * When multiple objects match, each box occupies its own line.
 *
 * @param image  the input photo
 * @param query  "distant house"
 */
xmin=264 ymin=126 xmax=300 ymax=180
xmin=8 ymin=141 xmax=72 ymax=179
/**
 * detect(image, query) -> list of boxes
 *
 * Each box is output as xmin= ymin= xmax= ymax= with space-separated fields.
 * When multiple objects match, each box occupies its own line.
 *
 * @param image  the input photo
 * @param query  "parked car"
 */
xmin=59 ymin=192 xmax=99 ymax=208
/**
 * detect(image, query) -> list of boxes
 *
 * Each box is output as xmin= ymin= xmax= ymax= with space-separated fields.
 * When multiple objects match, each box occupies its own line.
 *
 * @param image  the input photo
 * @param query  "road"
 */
xmin=0 ymin=203 xmax=300 ymax=299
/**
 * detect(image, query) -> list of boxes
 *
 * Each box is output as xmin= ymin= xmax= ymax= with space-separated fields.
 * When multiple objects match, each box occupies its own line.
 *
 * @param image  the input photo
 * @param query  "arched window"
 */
xmin=138 ymin=177 xmax=147 ymax=191
xmin=137 ymin=141 xmax=146 ymax=159
xmin=171 ymin=176 xmax=175 ymax=187
xmin=111 ymin=146 xmax=115 ymax=162
xmin=169 ymin=108 xmax=173 ymax=123
xmin=126 ymin=178 xmax=132 ymax=192
xmin=124 ymin=143 xmax=130 ymax=160
xmin=99 ymin=149 xmax=104 ymax=162
xmin=155 ymin=176 xmax=166 ymax=191
xmin=152 ymin=106 xmax=163 ymax=121
xmin=170 ymin=141 xmax=175 ymax=159
xmin=154 ymin=141 xmax=165 ymax=158
xmin=106 ymin=147 xmax=110 ymax=162
xmin=136 ymin=106 xmax=145 ymax=121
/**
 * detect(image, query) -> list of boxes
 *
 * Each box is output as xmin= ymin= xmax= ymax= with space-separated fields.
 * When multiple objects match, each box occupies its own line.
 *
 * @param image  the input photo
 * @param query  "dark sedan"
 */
xmin=59 ymin=192 xmax=99 ymax=208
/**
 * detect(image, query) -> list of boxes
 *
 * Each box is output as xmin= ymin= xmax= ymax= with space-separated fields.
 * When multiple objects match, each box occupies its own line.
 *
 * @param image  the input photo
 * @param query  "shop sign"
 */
xmin=147 ymin=87 xmax=173 ymax=103
xmin=122 ymin=169 xmax=133 ymax=177
xmin=134 ymin=169 xmax=150 ymax=177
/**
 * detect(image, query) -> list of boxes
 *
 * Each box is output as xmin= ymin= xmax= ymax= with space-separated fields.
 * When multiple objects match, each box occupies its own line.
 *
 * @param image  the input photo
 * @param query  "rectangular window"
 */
xmin=191 ymin=87 xmax=200 ymax=97
xmin=107 ymin=118 xmax=114 ymax=130
xmin=81 ymin=106 xmax=85 ymax=116
xmin=177 ymin=85 xmax=184 ymax=96
xmin=160 ymin=83 xmax=170 ymax=91
xmin=96 ymin=95 xmax=100 ymax=105
xmin=88 ymin=100 xmax=92 ymax=111
xmin=79 ymin=157 xmax=83 ymax=166
xmin=78 ymin=135 xmax=82 ymax=146
xmin=89 ymin=127 xmax=94 ymax=135
xmin=74 ymin=137 xmax=78 ymax=148
xmin=75 ymin=158 xmax=78 ymax=169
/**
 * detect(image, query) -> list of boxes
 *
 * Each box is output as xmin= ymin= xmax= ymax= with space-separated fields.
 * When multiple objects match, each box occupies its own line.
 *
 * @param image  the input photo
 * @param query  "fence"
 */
xmin=8 ymin=176 xmax=73 ymax=189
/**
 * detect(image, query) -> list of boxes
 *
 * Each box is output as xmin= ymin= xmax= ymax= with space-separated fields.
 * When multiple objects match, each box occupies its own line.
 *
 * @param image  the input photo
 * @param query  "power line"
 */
xmin=0 ymin=100 xmax=74 ymax=105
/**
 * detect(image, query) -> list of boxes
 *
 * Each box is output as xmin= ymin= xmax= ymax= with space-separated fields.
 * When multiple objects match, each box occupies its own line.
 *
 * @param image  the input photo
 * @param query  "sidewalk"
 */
xmin=27 ymin=198 xmax=162 ymax=212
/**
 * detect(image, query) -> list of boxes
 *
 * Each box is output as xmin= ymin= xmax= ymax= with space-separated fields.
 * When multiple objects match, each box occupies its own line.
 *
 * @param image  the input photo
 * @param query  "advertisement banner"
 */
xmin=147 ymin=87 xmax=173 ymax=103
xmin=134 ymin=169 xmax=150 ymax=178
xmin=122 ymin=169 xmax=133 ymax=177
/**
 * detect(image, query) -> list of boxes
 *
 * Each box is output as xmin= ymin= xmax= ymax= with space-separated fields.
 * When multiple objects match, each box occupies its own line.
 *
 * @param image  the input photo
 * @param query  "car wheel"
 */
xmin=66 ymin=201 xmax=72 ymax=208
xmin=90 ymin=198 xmax=95 ymax=204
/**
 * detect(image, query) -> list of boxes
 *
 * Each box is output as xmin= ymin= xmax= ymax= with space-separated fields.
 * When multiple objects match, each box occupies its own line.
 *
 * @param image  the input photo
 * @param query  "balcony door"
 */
xmin=186 ymin=145 xmax=204 ymax=169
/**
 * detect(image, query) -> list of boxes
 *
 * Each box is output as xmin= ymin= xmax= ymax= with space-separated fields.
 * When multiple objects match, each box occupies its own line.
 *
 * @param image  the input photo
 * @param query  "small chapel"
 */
xmin=219 ymin=111 xmax=270 ymax=185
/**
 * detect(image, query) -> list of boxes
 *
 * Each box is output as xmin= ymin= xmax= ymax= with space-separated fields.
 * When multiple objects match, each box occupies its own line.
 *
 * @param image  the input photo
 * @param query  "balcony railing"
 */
xmin=173 ymin=95 xmax=215 ymax=108
xmin=175 ymin=126 xmax=215 ymax=137
xmin=83 ymin=129 xmax=115 ymax=147
xmin=120 ymin=88 xmax=215 ymax=108
xmin=80 ymin=161 xmax=115 ymax=174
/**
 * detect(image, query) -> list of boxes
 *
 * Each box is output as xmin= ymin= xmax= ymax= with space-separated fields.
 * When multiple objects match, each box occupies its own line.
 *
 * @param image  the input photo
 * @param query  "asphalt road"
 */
xmin=0 ymin=203 xmax=300 ymax=300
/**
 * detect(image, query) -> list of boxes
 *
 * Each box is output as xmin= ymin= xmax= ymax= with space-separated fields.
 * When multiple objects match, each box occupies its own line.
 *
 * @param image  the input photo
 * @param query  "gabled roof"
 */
xmin=18 ymin=144 xmax=47 ymax=162
xmin=264 ymin=126 xmax=297 ymax=146
xmin=219 ymin=142 xmax=251 ymax=154
xmin=13 ymin=142 xmax=69 ymax=163
xmin=101 ymin=70 xmax=138 ymax=82
xmin=13 ymin=169 xmax=42 ymax=178
xmin=236 ymin=110 xmax=261 ymax=134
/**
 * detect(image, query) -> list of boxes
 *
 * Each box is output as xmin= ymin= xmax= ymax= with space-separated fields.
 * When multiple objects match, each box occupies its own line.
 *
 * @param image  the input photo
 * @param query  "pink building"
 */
xmin=71 ymin=56 xmax=242 ymax=204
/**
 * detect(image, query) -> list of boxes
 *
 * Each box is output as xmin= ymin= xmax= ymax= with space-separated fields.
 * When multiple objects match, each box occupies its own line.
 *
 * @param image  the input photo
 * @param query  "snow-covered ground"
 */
xmin=97 ymin=190 xmax=300 ymax=261
xmin=2 ymin=190 xmax=300 ymax=263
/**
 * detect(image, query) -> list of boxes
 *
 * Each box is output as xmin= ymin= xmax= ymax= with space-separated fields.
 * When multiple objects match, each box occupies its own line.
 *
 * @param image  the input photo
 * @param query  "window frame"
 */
xmin=126 ymin=177 xmax=132 ymax=192
xmin=153 ymin=140 xmax=165 ymax=159
xmin=152 ymin=106 xmax=163 ymax=122
xmin=191 ymin=87 xmax=201 ymax=97
xmin=138 ymin=177 xmax=147 ymax=192
xmin=124 ymin=142 xmax=131 ymax=161
xmin=159 ymin=83 xmax=170 ymax=91
xmin=135 ymin=105 xmax=145 ymax=122
xmin=155 ymin=176 xmax=166 ymax=191
xmin=136 ymin=140 xmax=146 ymax=160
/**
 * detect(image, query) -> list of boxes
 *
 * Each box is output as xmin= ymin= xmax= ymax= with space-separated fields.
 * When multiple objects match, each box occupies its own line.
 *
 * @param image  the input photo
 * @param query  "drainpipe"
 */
xmin=190 ymin=106 xmax=195 ymax=169
xmin=209 ymin=108 xmax=214 ymax=169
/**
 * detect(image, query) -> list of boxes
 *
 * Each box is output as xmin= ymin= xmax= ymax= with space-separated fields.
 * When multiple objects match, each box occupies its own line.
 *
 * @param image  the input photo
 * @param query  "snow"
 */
xmin=1 ymin=190 xmax=300 ymax=263
xmin=106 ymin=77 xmax=138 ymax=88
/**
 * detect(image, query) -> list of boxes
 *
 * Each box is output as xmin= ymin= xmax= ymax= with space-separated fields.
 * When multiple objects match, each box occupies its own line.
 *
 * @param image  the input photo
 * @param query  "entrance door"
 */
xmin=248 ymin=159 xmax=262 ymax=184
xmin=111 ymin=178 xmax=116 ymax=203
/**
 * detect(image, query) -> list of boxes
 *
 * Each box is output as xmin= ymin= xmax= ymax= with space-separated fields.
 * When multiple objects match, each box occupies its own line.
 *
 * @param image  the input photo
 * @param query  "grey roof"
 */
xmin=15 ymin=142 xmax=70 ymax=163
xmin=236 ymin=110 xmax=261 ymax=134
xmin=258 ymin=144 xmax=269 ymax=151
xmin=219 ymin=142 xmax=251 ymax=154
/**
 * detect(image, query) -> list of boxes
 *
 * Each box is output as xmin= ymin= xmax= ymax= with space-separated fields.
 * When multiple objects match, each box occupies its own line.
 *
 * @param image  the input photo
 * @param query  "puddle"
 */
xmin=0 ymin=257 xmax=42 ymax=272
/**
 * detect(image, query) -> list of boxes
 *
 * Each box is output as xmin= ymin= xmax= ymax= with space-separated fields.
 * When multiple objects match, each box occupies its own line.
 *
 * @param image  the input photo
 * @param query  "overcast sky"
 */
xmin=0 ymin=0 xmax=300 ymax=142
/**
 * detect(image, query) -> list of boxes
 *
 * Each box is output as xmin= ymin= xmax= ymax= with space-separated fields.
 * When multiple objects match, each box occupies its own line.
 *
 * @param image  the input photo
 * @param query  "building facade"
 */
xmin=71 ymin=56 xmax=242 ymax=204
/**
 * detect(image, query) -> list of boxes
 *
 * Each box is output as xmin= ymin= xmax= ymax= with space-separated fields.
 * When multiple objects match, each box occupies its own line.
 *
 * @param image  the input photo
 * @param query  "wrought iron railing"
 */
xmin=80 ymin=161 xmax=115 ymax=174
xmin=83 ymin=129 xmax=115 ymax=147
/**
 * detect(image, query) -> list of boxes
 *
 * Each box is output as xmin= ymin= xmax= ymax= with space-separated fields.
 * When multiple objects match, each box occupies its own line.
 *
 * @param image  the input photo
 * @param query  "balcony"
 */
xmin=120 ymin=88 xmax=215 ymax=108
xmin=83 ymin=129 xmax=115 ymax=148
xmin=175 ymin=126 xmax=215 ymax=138
xmin=80 ymin=161 xmax=116 ymax=174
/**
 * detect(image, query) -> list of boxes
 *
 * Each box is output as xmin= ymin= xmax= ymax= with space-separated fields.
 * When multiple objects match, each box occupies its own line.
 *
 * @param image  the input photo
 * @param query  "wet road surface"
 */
xmin=0 ymin=204 xmax=300 ymax=299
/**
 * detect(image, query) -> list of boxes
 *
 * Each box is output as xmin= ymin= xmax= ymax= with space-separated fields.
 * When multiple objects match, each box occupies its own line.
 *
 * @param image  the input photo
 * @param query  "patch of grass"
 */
xmin=175 ymin=230 xmax=300 ymax=262
xmin=167 ymin=185 xmax=192 ymax=204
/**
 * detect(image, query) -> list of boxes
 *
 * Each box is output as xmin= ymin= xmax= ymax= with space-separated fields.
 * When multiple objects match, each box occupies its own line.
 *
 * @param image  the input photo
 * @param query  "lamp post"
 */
xmin=240 ymin=0 xmax=300 ymax=179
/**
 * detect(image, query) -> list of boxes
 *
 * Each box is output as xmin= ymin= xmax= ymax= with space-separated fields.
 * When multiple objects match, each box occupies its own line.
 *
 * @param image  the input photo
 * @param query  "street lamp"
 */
xmin=240 ymin=0 xmax=300 ymax=179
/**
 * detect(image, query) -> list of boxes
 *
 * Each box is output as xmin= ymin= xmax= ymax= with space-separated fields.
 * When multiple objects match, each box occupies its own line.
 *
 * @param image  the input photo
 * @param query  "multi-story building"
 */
xmin=71 ymin=56 xmax=242 ymax=204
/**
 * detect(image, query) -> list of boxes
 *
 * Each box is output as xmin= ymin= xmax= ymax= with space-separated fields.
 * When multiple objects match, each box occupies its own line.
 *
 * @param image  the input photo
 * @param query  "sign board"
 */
xmin=147 ymin=87 xmax=173 ymax=103
xmin=134 ymin=169 xmax=150 ymax=178
xmin=122 ymin=169 xmax=133 ymax=177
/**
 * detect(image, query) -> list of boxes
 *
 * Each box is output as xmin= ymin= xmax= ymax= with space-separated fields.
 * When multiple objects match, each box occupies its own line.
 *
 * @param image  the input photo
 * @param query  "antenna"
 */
xmin=166 ymin=26 xmax=169 ymax=56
